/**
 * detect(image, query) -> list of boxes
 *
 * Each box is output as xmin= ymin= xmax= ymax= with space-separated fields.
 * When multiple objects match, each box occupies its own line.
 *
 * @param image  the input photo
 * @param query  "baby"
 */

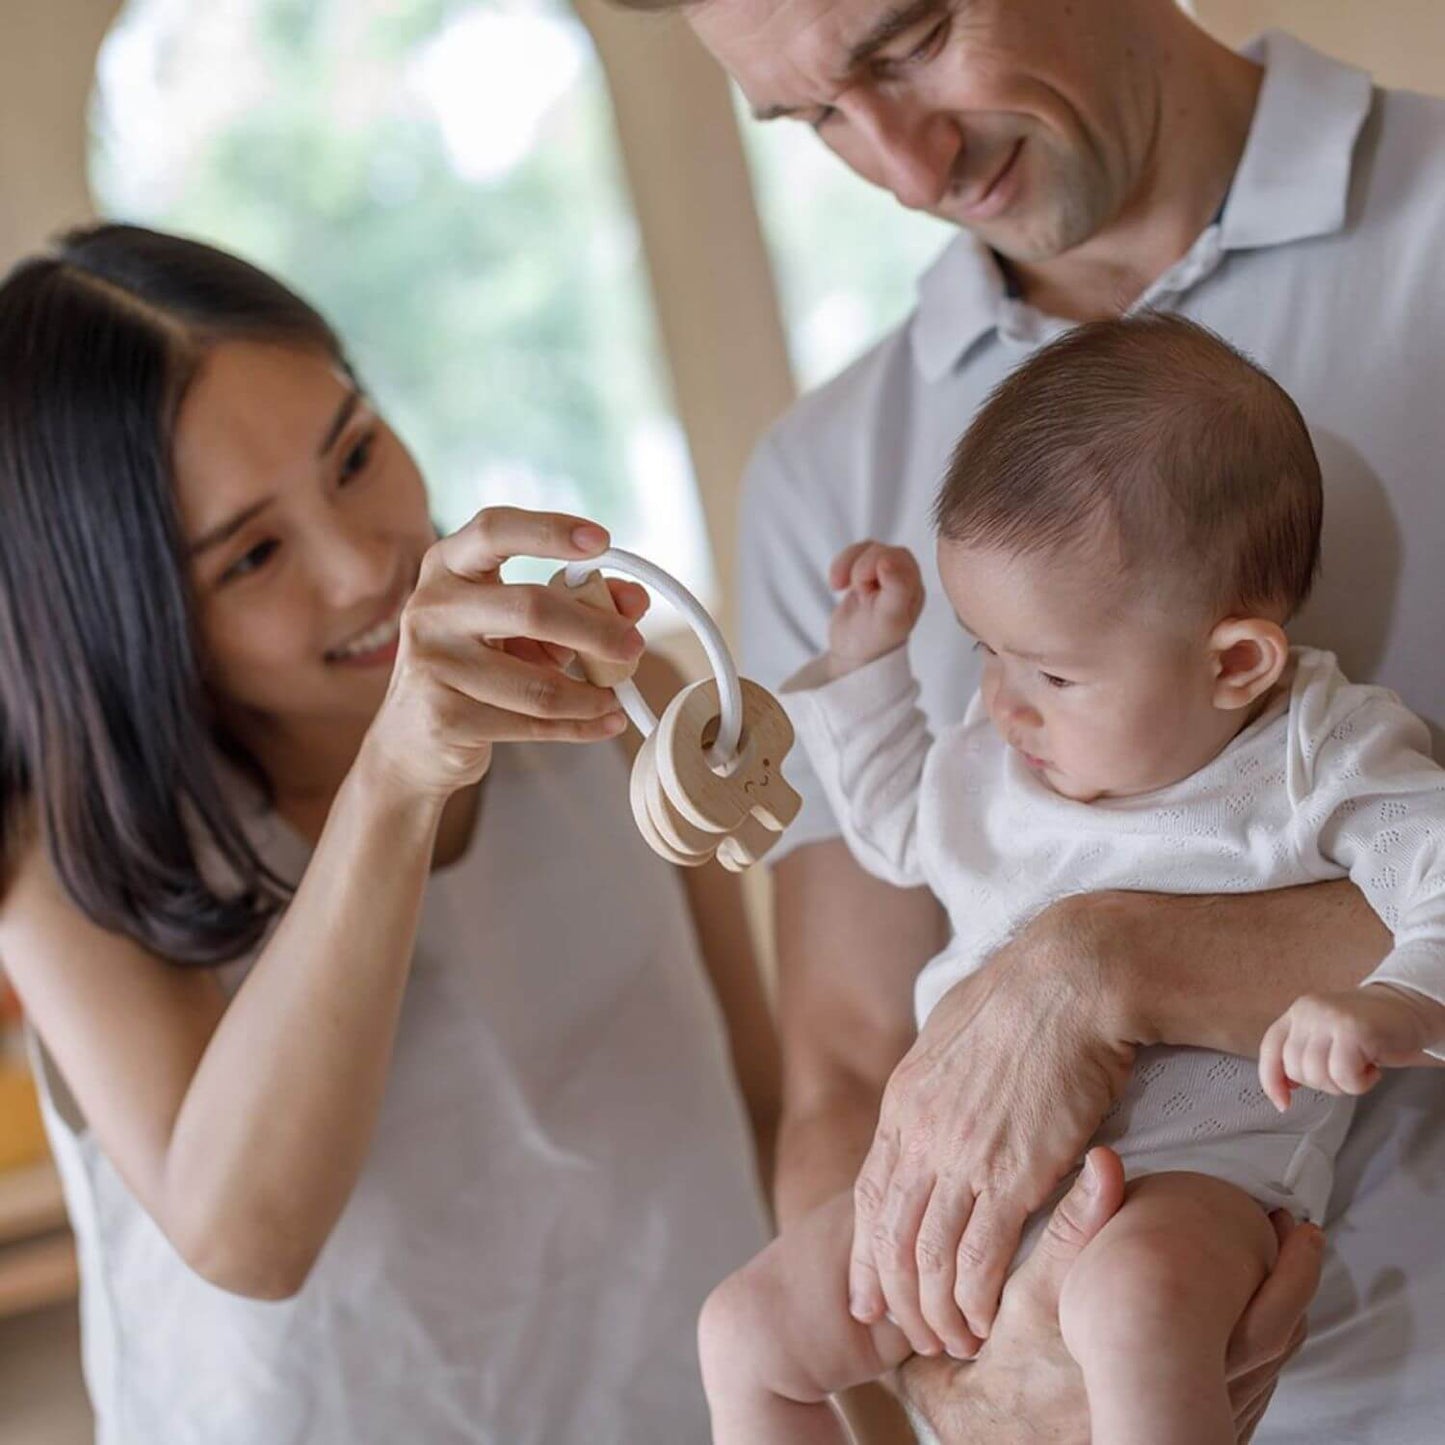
xmin=699 ymin=315 xmax=1445 ymax=1445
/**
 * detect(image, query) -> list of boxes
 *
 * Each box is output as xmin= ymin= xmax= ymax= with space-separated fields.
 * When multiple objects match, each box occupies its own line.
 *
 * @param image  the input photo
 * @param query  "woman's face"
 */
xmin=173 ymin=339 xmax=435 ymax=753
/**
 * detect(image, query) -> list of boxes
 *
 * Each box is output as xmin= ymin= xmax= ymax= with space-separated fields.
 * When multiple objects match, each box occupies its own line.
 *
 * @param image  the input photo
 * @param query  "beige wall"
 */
xmin=1195 ymin=0 xmax=1445 ymax=94
xmin=0 ymin=0 xmax=118 ymax=271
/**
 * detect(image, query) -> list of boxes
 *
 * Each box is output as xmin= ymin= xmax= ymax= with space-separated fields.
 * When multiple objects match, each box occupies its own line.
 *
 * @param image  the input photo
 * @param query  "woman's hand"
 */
xmin=362 ymin=507 xmax=648 ymax=800
xmin=847 ymin=907 xmax=1136 ymax=1360
xmin=898 ymin=1150 xmax=1324 ymax=1444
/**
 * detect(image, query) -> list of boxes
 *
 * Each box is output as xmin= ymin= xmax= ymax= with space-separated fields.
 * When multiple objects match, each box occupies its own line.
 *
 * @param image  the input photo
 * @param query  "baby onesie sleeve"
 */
xmin=1295 ymin=679 xmax=1445 ymax=1057
xmin=779 ymin=646 xmax=934 ymax=889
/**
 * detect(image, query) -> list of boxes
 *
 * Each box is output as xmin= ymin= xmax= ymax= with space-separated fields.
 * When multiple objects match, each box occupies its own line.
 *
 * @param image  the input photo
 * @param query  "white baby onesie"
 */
xmin=783 ymin=645 xmax=1445 ymax=1221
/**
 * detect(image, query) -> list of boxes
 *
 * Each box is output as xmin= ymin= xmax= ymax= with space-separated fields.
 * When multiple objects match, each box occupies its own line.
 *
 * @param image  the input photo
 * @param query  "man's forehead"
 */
xmin=690 ymin=0 xmax=912 ymax=114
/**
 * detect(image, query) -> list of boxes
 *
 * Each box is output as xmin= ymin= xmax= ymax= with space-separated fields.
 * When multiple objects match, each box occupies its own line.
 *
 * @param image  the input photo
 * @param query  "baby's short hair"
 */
xmin=932 ymin=314 xmax=1322 ymax=620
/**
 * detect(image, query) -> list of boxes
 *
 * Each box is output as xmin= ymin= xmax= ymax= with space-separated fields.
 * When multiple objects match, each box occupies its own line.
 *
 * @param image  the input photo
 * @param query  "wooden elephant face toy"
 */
xmin=549 ymin=554 xmax=800 ymax=872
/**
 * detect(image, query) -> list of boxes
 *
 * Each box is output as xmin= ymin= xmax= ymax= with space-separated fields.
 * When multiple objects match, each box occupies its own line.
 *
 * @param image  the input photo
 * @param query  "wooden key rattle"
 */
xmin=550 ymin=548 xmax=800 ymax=870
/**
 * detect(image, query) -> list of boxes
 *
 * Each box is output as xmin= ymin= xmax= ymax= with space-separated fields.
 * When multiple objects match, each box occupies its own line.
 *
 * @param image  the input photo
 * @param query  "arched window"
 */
xmin=91 ymin=0 xmax=711 ymax=591
xmin=740 ymin=97 xmax=952 ymax=389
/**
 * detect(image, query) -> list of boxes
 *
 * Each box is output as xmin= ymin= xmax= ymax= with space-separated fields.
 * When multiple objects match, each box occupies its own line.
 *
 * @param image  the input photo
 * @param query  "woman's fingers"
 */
xmin=431 ymin=643 xmax=624 ymax=723
xmin=432 ymin=507 xmax=611 ymax=581
xmin=411 ymin=578 xmax=644 ymax=665
xmin=606 ymin=577 xmax=651 ymax=623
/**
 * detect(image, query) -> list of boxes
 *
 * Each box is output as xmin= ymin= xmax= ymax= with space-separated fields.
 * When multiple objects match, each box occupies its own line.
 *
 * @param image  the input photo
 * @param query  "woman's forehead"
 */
xmin=171 ymin=340 xmax=354 ymax=525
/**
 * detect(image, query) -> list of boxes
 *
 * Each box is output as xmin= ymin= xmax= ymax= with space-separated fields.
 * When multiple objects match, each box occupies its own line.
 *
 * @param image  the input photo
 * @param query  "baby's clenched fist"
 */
xmin=824 ymin=542 xmax=926 ymax=679
xmin=1258 ymin=981 xmax=1445 ymax=1110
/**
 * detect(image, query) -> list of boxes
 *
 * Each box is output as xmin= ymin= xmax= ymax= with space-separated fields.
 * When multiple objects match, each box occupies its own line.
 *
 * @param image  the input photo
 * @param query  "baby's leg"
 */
xmin=1057 ymin=1172 xmax=1278 ymax=1445
xmin=698 ymin=1188 xmax=913 ymax=1445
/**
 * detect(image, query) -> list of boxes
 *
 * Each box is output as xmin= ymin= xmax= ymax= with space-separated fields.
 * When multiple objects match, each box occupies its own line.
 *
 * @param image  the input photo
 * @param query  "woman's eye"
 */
xmin=1042 ymin=672 xmax=1073 ymax=690
xmin=339 ymin=431 xmax=376 ymax=484
xmin=221 ymin=539 xmax=278 ymax=584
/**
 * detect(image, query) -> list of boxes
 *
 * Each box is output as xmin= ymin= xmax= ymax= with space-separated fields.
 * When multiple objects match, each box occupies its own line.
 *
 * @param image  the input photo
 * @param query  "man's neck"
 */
xmin=1010 ymin=29 xmax=1264 ymax=323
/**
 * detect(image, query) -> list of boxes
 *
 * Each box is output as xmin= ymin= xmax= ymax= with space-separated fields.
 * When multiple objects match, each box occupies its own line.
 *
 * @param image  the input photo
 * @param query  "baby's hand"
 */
xmin=1258 ymin=982 xmax=1445 ymax=1110
xmin=825 ymin=542 xmax=925 ymax=679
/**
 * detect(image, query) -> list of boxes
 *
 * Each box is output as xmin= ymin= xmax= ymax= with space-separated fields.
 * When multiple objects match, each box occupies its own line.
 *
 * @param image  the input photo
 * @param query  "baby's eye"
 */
xmin=971 ymin=639 xmax=995 ymax=657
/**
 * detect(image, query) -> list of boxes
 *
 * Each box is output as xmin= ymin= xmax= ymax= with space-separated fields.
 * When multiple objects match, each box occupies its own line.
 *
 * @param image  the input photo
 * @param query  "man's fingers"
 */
xmin=1008 ymin=1148 xmax=1126 ymax=1318
xmin=1226 ymin=1212 xmax=1322 ymax=1375
xmin=915 ymin=1180 xmax=979 ymax=1359
xmin=849 ymin=1137 xmax=898 ymax=1323
xmin=952 ymin=1193 xmax=1028 ymax=1342
xmin=873 ymin=1173 xmax=944 ymax=1355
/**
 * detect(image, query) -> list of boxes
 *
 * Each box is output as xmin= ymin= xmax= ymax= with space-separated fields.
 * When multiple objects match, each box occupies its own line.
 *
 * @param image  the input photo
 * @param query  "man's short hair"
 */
xmin=932 ymin=313 xmax=1323 ymax=620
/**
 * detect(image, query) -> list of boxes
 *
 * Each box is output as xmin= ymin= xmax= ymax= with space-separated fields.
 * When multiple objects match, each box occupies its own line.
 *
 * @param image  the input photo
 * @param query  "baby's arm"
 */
xmin=821 ymin=542 xmax=926 ymax=681
xmin=1260 ymin=687 xmax=1445 ymax=1108
xmin=782 ymin=543 xmax=935 ymax=888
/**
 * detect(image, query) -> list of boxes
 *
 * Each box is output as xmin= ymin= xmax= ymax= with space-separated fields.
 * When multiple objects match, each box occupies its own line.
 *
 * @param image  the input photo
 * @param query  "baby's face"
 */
xmin=937 ymin=540 xmax=1237 ymax=803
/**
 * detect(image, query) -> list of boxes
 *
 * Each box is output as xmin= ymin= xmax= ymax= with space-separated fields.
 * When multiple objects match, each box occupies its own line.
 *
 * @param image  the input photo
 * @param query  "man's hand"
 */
xmin=899 ymin=1149 xmax=1326 ymax=1445
xmin=848 ymin=909 xmax=1136 ymax=1359
xmin=824 ymin=542 xmax=925 ymax=679
xmin=1260 ymin=981 xmax=1445 ymax=1108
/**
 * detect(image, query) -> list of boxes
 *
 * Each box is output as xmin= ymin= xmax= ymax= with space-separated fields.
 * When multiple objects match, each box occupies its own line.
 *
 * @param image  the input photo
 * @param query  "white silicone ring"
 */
xmin=563 ymin=548 xmax=744 ymax=769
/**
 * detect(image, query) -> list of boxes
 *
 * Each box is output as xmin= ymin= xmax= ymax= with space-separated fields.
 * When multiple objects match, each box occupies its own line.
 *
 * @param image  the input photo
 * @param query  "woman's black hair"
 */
xmin=0 ymin=223 xmax=350 ymax=963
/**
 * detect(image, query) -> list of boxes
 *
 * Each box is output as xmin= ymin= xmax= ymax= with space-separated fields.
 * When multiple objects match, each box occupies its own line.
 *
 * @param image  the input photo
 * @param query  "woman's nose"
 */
xmin=311 ymin=515 xmax=393 ymax=607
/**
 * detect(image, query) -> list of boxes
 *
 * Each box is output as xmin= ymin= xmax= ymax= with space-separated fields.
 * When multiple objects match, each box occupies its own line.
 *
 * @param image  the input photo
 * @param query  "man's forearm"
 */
xmin=1066 ymin=880 xmax=1391 ymax=1058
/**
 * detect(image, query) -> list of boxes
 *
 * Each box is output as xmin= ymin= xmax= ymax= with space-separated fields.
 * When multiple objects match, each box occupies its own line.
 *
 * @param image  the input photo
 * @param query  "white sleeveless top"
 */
xmin=34 ymin=739 xmax=770 ymax=1444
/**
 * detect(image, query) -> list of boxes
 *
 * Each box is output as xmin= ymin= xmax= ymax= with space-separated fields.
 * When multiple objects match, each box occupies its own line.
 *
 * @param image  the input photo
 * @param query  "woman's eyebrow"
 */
xmin=317 ymin=387 xmax=362 ymax=457
xmin=189 ymin=498 xmax=272 ymax=557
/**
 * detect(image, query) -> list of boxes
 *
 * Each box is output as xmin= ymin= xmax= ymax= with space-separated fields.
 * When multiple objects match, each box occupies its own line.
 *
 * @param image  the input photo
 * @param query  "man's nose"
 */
xmin=842 ymin=88 xmax=961 ymax=212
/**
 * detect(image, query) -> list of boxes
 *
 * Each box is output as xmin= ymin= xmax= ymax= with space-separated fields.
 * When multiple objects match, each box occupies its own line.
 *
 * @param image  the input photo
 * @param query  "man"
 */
xmin=615 ymin=0 xmax=1445 ymax=1439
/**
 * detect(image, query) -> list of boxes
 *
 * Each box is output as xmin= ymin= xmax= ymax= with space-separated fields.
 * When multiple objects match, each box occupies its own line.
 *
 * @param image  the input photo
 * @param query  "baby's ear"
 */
xmin=1209 ymin=618 xmax=1290 ymax=711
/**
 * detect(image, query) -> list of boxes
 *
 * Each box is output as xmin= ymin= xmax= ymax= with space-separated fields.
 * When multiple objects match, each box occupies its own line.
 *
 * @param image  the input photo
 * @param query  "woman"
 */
xmin=0 ymin=224 xmax=776 ymax=1443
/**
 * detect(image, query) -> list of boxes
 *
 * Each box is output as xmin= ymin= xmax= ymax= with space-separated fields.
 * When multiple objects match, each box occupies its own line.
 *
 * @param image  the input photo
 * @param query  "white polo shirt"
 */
xmin=738 ymin=31 xmax=1445 ymax=1445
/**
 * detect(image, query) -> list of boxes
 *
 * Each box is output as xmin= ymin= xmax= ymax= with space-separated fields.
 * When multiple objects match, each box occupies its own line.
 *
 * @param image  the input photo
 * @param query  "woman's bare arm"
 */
xmin=1 ymin=755 xmax=440 ymax=1299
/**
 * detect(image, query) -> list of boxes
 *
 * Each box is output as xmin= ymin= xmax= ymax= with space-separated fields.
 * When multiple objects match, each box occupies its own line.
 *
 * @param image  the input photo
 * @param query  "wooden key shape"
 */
xmin=629 ymin=731 xmax=719 ymax=867
xmin=654 ymin=677 xmax=801 ymax=836
xmin=547 ymin=566 xmax=640 ymax=689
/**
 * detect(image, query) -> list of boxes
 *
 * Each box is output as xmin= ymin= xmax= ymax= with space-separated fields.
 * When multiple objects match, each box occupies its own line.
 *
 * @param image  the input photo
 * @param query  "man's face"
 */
xmin=690 ymin=0 xmax=1157 ymax=262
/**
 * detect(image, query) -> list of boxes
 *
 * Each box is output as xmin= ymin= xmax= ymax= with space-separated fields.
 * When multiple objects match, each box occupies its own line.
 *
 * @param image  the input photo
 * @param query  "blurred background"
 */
xmin=1 ymin=1 xmax=1442 ymax=1439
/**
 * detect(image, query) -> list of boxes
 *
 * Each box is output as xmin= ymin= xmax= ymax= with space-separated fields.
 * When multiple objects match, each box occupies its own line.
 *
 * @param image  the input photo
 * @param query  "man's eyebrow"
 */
xmin=844 ymin=0 xmax=949 ymax=72
xmin=749 ymin=0 xmax=950 ymax=122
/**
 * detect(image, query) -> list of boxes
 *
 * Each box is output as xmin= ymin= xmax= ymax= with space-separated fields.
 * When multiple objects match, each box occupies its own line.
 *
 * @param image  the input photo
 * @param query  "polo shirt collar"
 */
xmin=909 ymin=30 xmax=1374 ymax=382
